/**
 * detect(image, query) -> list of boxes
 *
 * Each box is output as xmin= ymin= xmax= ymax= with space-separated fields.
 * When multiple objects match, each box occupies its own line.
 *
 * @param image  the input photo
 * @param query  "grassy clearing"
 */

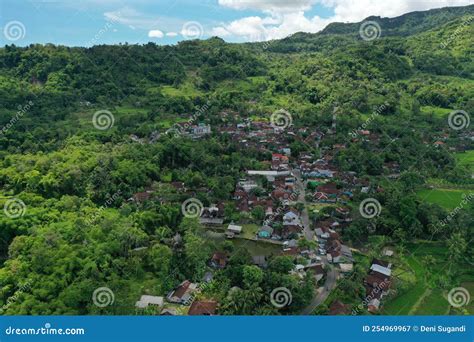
xmin=161 ymin=81 xmax=202 ymax=98
xmin=307 ymin=203 xmax=336 ymax=213
xmin=115 ymin=106 xmax=148 ymax=115
xmin=420 ymin=106 xmax=452 ymax=118
xmin=383 ymin=242 xmax=444 ymax=315
xmin=383 ymin=278 xmax=426 ymax=315
xmin=456 ymin=150 xmax=474 ymax=171
xmin=233 ymin=239 xmax=281 ymax=257
xmin=383 ymin=255 xmax=429 ymax=315
xmin=241 ymin=224 xmax=259 ymax=240
xmin=247 ymin=76 xmax=268 ymax=83
xmin=413 ymin=288 xmax=450 ymax=315
xmin=218 ymin=77 xmax=267 ymax=97
xmin=383 ymin=241 xmax=473 ymax=315
xmin=392 ymin=263 xmax=416 ymax=284
xmin=417 ymin=188 xmax=469 ymax=210
xmin=425 ymin=178 xmax=474 ymax=189
xmin=74 ymin=106 xmax=150 ymax=131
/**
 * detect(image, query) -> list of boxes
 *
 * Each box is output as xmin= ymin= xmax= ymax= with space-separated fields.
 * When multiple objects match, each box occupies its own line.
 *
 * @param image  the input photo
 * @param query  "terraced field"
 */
xmin=417 ymin=188 xmax=470 ymax=210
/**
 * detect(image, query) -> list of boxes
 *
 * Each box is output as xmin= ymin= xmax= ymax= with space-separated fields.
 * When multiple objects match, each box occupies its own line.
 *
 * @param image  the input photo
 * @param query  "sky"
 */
xmin=0 ymin=0 xmax=472 ymax=47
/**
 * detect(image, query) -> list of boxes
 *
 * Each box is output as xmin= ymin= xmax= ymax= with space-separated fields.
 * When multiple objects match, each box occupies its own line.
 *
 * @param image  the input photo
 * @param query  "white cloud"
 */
xmin=211 ymin=11 xmax=331 ymax=41
xmin=105 ymin=7 xmax=158 ymax=29
xmin=211 ymin=16 xmax=265 ymax=40
xmin=166 ymin=32 xmax=178 ymax=37
xmin=324 ymin=0 xmax=473 ymax=23
xmin=148 ymin=30 xmax=164 ymax=38
xmin=218 ymin=0 xmax=316 ymax=13
xmin=211 ymin=27 xmax=231 ymax=37
xmin=104 ymin=6 xmax=185 ymax=31
xmin=214 ymin=0 xmax=473 ymax=41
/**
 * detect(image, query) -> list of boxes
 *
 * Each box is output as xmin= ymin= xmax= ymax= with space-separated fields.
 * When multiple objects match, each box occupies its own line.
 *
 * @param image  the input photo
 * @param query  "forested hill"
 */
xmin=266 ymin=5 xmax=474 ymax=52
xmin=0 ymin=5 xmax=472 ymax=315
xmin=321 ymin=4 xmax=474 ymax=36
xmin=0 ymin=5 xmax=472 ymax=152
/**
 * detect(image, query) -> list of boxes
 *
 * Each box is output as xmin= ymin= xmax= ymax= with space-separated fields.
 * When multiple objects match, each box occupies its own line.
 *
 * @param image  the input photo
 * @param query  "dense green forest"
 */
xmin=0 ymin=5 xmax=472 ymax=315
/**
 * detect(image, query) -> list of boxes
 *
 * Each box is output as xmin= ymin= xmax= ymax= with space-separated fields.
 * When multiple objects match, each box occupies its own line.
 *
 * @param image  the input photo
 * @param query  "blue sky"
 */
xmin=0 ymin=0 xmax=470 ymax=47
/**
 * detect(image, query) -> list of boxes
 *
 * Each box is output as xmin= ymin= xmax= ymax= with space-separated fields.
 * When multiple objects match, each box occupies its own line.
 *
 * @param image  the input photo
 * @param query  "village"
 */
xmin=1 ymin=5 xmax=472 ymax=336
xmin=128 ymin=115 xmax=399 ymax=316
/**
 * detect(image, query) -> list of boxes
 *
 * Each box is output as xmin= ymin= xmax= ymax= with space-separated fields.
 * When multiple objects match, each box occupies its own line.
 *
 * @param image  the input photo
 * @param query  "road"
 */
xmin=301 ymin=265 xmax=339 ymax=315
xmin=292 ymin=168 xmax=339 ymax=315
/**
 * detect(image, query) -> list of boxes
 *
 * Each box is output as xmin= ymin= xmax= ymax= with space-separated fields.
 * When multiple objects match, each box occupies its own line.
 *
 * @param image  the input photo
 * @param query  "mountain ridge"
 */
xmin=320 ymin=4 xmax=474 ymax=36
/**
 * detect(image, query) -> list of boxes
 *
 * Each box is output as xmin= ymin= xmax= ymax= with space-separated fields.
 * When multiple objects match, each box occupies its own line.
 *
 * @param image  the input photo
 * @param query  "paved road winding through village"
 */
xmin=293 ymin=169 xmax=340 ymax=315
xmin=301 ymin=266 xmax=339 ymax=315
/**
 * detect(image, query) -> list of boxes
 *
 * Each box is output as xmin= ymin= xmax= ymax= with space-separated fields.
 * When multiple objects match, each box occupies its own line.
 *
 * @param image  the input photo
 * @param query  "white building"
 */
xmin=370 ymin=264 xmax=391 ymax=277
xmin=135 ymin=295 xmax=164 ymax=309
xmin=227 ymin=224 xmax=242 ymax=234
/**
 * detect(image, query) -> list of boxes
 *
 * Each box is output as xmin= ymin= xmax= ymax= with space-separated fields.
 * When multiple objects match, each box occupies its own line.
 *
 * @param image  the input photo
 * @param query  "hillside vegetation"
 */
xmin=0 ymin=5 xmax=472 ymax=315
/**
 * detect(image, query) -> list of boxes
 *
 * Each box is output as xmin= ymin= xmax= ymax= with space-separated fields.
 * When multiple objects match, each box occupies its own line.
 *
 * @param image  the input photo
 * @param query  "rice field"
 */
xmin=417 ymin=188 xmax=470 ymax=210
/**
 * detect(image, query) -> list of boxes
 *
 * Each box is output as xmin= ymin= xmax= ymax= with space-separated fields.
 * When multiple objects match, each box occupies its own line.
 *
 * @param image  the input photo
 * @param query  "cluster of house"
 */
xmin=326 ymin=255 xmax=393 ymax=315
xmin=219 ymin=119 xmax=297 ymax=152
xmin=233 ymin=171 xmax=305 ymax=241
xmin=363 ymin=258 xmax=392 ymax=313
xmin=199 ymin=203 xmax=225 ymax=226
xmin=233 ymin=178 xmax=275 ymax=215
xmin=315 ymin=221 xmax=353 ymax=268
xmin=228 ymin=144 xmax=309 ymax=241
xmin=128 ymin=182 xmax=188 ymax=204
xmin=295 ymin=149 xmax=365 ymax=205
xmin=168 ymin=122 xmax=212 ymax=139
xmin=127 ymin=114 xmax=405 ymax=315
xmin=129 ymin=131 xmax=161 ymax=144
xmin=297 ymin=152 xmax=336 ymax=181
xmin=280 ymin=239 xmax=326 ymax=282
xmin=432 ymin=129 xmax=473 ymax=153
xmin=129 ymin=122 xmax=212 ymax=143
xmin=135 ymin=279 xmax=218 ymax=316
